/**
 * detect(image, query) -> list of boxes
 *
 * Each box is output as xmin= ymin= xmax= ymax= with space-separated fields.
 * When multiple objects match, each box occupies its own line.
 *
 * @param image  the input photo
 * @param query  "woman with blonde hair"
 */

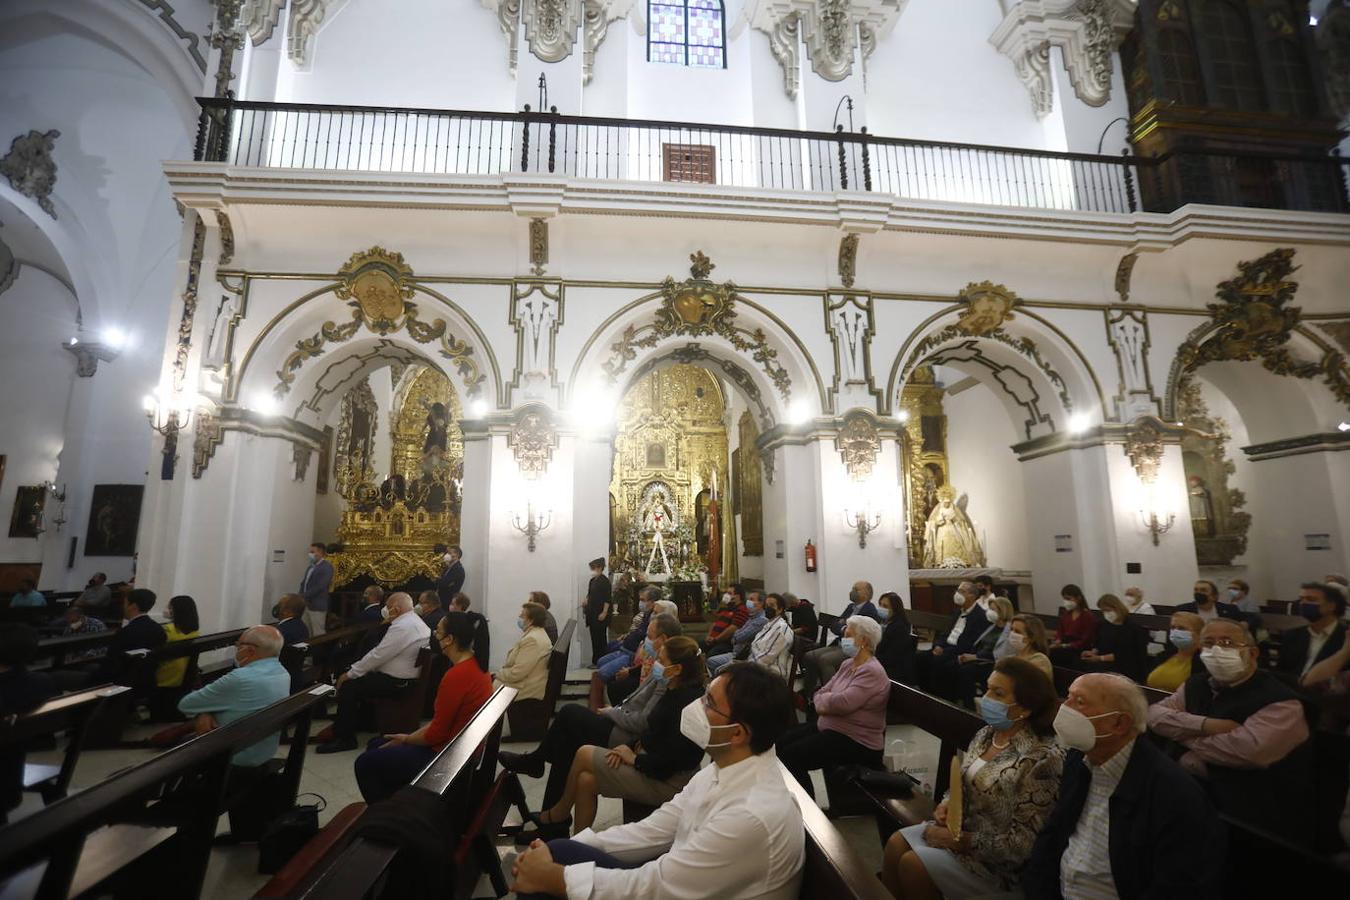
xmin=517 ymin=635 xmax=708 ymax=841
xmin=1146 ymin=611 xmax=1207 ymax=691
xmin=1006 ymin=614 xmax=1053 ymax=682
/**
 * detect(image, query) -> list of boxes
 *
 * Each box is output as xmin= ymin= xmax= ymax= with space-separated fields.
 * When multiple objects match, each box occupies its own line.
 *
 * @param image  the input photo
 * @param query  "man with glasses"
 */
xmin=510 ymin=662 xmax=804 ymax=899
xmin=1147 ymin=618 xmax=1313 ymax=840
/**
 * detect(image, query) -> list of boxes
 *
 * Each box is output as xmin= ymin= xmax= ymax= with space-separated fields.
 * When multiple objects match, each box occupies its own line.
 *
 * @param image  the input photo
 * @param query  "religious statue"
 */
xmin=422 ymin=401 xmax=450 ymax=473
xmin=921 ymin=486 xmax=986 ymax=568
xmin=1188 ymin=475 xmax=1215 ymax=537
xmin=640 ymin=485 xmax=676 ymax=577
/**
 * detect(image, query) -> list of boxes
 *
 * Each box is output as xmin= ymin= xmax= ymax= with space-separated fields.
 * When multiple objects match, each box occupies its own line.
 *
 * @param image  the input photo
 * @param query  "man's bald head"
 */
xmin=387 ymin=592 xmax=414 ymax=616
xmin=1069 ymin=672 xmax=1147 ymax=736
xmin=1200 ymin=618 xmax=1250 ymax=646
xmin=242 ymin=625 xmax=283 ymax=659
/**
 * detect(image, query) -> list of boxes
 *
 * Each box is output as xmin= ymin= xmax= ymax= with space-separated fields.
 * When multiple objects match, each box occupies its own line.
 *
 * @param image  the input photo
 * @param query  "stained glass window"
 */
xmin=648 ymin=0 xmax=725 ymax=68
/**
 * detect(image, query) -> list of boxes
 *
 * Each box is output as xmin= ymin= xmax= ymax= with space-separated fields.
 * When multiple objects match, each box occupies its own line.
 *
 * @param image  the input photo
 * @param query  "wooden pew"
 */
xmin=372 ymin=647 xmax=434 ymax=734
xmin=278 ymin=622 xmax=380 ymax=690
xmin=0 ymin=685 xmax=332 ymax=900
xmin=256 ymin=685 xmax=521 ymax=900
xmin=817 ymin=612 xmax=839 ymax=646
xmin=505 ymin=618 xmax=576 ymax=743
xmin=0 ymin=686 xmax=120 ymax=807
xmin=780 ymin=761 xmax=897 ymax=900
xmin=29 ymin=631 xmax=118 ymax=670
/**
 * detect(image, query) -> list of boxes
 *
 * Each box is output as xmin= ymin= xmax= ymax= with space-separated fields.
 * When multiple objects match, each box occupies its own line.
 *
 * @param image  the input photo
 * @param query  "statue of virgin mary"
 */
xmin=921 ymin=486 xmax=986 ymax=568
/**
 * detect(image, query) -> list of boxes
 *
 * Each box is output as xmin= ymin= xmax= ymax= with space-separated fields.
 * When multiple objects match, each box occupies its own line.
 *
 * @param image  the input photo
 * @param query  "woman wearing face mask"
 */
xmin=777 ymin=616 xmax=890 ymax=799
xmin=1146 ymin=611 xmax=1207 ymax=691
xmin=1078 ymin=594 xmax=1148 ymax=681
xmin=746 ymin=594 xmax=796 ymax=680
xmin=517 ymin=636 xmax=707 ymax=842
xmin=875 ymin=592 xmax=917 ymax=685
xmin=498 ymin=603 xmax=554 ymax=702
xmin=1048 ymin=584 xmax=1097 ymax=667
xmin=1006 ymin=615 xmax=1053 ymax=681
xmin=955 ymin=596 xmax=1017 ymax=708
xmin=881 ymin=657 xmax=1064 ymax=899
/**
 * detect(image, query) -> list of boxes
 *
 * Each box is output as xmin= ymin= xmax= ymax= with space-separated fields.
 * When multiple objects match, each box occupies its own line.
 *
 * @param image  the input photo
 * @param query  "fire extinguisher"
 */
xmin=804 ymin=539 xmax=817 ymax=573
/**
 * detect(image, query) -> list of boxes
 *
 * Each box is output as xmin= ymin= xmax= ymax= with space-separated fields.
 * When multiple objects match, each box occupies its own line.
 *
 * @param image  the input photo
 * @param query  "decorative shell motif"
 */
xmin=955 ymin=281 xmax=1019 ymax=337
xmin=336 ymin=247 xmax=416 ymax=333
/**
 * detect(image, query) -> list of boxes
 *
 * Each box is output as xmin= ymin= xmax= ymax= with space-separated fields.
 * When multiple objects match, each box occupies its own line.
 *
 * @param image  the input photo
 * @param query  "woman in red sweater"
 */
xmin=1048 ymin=584 xmax=1098 ymax=668
xmin=354 ymin=611 xmax=493 ymax=803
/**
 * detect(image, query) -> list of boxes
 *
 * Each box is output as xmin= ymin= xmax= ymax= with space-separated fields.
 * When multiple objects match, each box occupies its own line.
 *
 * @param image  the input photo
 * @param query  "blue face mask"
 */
xmin=746 ymin=601 xmax=758 ymax=614
xmin=877 ymin=606 xmax=891 ymax=622
xmin=638 ymin=601 xmax=650 ymax=614
xmin=1169 ymin=628 xmax=1193 ymax=650
xmin=979 ymin=695 xmax=1017 ymax=731
xmin=517 ymin=618 xmax=527 ymax=632
xmin=650 ymin=661 xmax=667 ymax=683
xmin=643 ymin=637 xmax=656 ymax=657
xmin=840 ymin=637 xmax=859 ymax=658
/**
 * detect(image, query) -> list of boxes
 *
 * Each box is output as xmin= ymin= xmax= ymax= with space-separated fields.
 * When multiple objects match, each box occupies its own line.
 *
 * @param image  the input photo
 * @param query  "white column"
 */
xmin=762 ymin=442 xmax=823 ymax=602
xmin=571 ymin=433 xmax=615 ymax=665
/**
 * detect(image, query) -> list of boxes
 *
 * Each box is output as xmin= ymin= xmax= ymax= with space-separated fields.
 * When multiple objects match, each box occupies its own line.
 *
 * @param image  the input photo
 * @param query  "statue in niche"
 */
xmin=421 ymin=401 xmax=450 ymax=472
xmin=1188 ymin=475 xmax=1215 ymax=537
xmin=921 ymin=486 xmax=986 ymax=568
xmin=379 ymin=473 xmax=407 ymax=508
xmin=695 ymin=488 xmax=711 ymax=557
xmin=640 ymin=484 xmax=676 ymax=576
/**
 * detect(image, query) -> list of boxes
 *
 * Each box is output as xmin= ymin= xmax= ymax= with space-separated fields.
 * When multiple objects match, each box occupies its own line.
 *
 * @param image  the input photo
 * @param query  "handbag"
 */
xmin=257 ymin=793 xmax=326 ymax=874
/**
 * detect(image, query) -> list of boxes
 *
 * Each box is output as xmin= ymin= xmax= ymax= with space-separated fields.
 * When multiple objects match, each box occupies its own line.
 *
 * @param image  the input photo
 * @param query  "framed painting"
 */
xmin=84 ymin=484 xmax=144 ymax=557
xmin=8 ymin=485 xmax=45 ymax=538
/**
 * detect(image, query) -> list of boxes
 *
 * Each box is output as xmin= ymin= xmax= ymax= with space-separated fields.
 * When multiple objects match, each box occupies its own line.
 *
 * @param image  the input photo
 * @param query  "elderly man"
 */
xmin=318 ymin=593 xmax=430 ymax=753
xmin=510 ymin=663 xmax=803 ymax=900
xmin=708 ymin=590 xmax=769 ymax=675
xmin=177 ymin=625 xmax=292 ymax=840
xmin=800 ymin=581 xmax=880 ymax=698
xmin=1023 ymin=673 xmax=1224 ymax=898
xmin=501 ymin=613 xmax=684 ymax=809
xmin=701 ymin=584 xmax=749 ymax=656
xmin=273 ymin=593 xmax=309 ymax=645
xmin=1148 ymin=618 xmax=1313 ymax=839
xmin=353 ymin=585 xmax=386 ymax=625
xmin=914 ymin=580 xmax=991 ymax=701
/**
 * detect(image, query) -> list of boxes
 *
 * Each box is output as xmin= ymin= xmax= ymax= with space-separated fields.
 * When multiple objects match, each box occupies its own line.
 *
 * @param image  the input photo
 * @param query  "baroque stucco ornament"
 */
xmin=508 ymin=406 xmax=560 ymax=478
xmin=1124 ymin=416 xmax=1166 ymax=484
xmin=1 ymin=130 xmax=60 ymax=219
xmin=835 ymin=409 xmax=880 ymax=480
xmin=954 ymin=281 xmax=1018 ymax=337
xmin=747 ymin=0 xmax=906 ymax=91
xmin=484 ymin=0 xmax=626 ymax=78
xmin=990 ymin=0 xmax=1134 ymax=117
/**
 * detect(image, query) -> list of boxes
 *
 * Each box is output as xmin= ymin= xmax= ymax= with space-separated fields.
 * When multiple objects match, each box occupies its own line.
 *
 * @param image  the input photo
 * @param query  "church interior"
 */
xmin=1 ymin=0 xmax=1349 ymax=897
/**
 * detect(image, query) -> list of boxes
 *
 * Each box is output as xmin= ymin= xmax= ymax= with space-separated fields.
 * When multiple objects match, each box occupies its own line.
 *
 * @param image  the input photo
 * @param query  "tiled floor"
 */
xmin=12 ymin=674 xmax=943 ymax=898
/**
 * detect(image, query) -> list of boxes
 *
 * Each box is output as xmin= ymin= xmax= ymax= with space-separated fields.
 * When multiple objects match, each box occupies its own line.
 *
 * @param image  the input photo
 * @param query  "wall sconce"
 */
xmin=844 ymin=506 xmax=881 ymax=549
xmin=1139 ymin=507 xmax=1175 ymax=546
xmin=512 ymin=502 xmax=552 ymax=552
xmin=41 ymin=482 xmax=67 ymax=533
xmin=143 ymin=390 xmax=204 ymax=481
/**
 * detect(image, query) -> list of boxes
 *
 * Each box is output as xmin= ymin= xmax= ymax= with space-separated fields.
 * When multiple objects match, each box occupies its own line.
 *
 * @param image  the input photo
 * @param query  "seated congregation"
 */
xmin=1 ymin=573 xmax=1348 ymax=898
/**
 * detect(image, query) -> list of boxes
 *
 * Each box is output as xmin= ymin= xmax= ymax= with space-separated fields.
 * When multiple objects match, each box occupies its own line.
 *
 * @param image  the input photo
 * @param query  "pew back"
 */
xmin=780 ymin=762 xmax=894 ymax=900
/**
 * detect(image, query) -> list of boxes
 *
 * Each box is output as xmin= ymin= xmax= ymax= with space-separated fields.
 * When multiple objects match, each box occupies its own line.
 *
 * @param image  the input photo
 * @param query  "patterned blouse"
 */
xmin=946 ymin=724 xmax=1065 ymax=888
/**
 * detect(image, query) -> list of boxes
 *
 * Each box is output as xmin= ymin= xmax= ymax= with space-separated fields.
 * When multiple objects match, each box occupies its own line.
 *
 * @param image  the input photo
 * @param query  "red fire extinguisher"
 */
xmin=804 ymin=539 xmax=817 ymax=573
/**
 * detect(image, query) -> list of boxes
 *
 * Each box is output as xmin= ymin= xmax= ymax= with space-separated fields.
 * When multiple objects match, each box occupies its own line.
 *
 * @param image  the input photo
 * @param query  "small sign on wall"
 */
xmin=1055 ymin=534 xmax=1073 ymax=553
xmin=775 ymin=540 xmax=785 ymax=559
xmin=1305 ymin=533 xmax=1331 ymax=551
xmin=272 ymin=549 xmax=286 ymax=564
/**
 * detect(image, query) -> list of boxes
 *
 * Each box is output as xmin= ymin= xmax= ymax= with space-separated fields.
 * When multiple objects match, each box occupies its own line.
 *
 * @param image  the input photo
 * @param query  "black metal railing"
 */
xmin=193 ymin=98 xmax=1350 ymax=216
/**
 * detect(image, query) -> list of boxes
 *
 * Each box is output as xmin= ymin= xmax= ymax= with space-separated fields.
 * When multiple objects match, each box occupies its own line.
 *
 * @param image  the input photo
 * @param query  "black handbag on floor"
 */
xmin=257 ymin=793 xmax=326 ymax=874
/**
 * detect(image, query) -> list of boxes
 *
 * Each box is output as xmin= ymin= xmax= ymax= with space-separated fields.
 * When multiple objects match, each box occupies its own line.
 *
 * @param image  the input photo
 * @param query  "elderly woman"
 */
xmin=1146 ymin=611 xmax=1207 ymax=692
xmin=1079 ymin=594 xmax=1149 ymax=681
xmin=778 ymin=615 xmax=890 ymax=799
xmin=499 ymin=603 xmax=553 ymax=702
xmin=1007 ymin=614 xmax=1053 ymax=682
xmin=881 ymin=657 xmax=1064 ymax=898
xmin=517 ymin=635 xmax=707 ymax=842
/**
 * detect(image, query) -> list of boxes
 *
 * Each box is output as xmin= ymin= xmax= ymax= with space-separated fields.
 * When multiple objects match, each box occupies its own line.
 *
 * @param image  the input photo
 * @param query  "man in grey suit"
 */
xmin=300 ymin=542 xmax=334 ymax=636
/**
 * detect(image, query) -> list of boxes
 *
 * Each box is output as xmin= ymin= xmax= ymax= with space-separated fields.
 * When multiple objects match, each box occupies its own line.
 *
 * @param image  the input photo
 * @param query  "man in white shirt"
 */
xmin=317 ymin=592 xmax=429 ymax=753
xmin=510 ymin=662 xmax=804 ymax=900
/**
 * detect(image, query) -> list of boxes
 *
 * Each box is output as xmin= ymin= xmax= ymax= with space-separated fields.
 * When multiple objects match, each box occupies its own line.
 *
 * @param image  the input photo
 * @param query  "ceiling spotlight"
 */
xmin=251 ymin=392 xmax=280 ymax=416
xmin=101 ymin=327 xmax=126 ymax=349
xmin=470 ymin=399 xmax=489 ymax=417
xmin=788 ymin=400 xmax=810 ymax=426
xmin=1068 ymin=413 xmax=1091 ymax=435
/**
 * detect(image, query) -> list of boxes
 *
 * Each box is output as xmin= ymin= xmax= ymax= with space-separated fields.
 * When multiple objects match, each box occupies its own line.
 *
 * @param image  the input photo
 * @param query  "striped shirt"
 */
xmin=1060 ymin=738 xmax=1135 ymax=899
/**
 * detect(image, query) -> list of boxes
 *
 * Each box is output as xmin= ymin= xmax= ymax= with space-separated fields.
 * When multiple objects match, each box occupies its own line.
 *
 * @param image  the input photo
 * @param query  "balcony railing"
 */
xmin=194 ymin=98 xmax=1350 ymax=216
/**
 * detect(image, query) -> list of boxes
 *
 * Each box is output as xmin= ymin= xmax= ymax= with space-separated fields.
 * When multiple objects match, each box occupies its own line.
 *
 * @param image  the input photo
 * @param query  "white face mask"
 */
xmin=443 ymin=553 xmax=454 ymax=564
xmin=1008 ymin=632 xmax=1027 ymax=651
xmin=1061 ymin=599 xmax=1076 ymax=610
xmin=985 ymin=607 xmax=1000 ymax=625
xmin=1104 ymin=611 xmax=1122 ymax=625
xmin=381 ymin=605 xmax=391 ymax=620
xmin=1200 ymin=646 xmax=1250 ymax=684
xmin=1053 ymin=704 xmax=1122 ymax=752
xmin=679 ymin=697 xmax=737 ymax=750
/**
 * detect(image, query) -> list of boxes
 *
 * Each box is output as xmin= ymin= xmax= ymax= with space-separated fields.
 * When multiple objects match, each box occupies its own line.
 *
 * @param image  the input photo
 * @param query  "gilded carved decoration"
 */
xmin=1114 ymin=252 xmax=1137 ymax=303
xmin=1124 ymin=416 xmax=1165 ymax=484
xmin=899 ymin=366 xmax=950 ymax=562
xmin=173 ymin=216 xmax=208 ymax=391
xmin=835 ymin=409 xmax=880 ymax=480
xmin=601 ymin=252 xmax=792 ymax=403
xmin=1177 ymin=377 xmax=1250 ymax=566
xmin=191 ymin=412 xmax=225 ymax=479
xmin=509 ymin=405 xmax=559 ymax=478
xmin=1 ymin=130 xmax=60 ymax=219
xmin=389 ymin=366 xmax=462 ymax=485
xmin=215 ymin=210 xmax=234 ymax=265
xmin=274 ymin=247 xmax=485 ymax=400
xmin=292 ymin=443 xmax=312 ymax=482
xmin=954 ymin=281 xmax=1018 ymax=336
xmin=737 ymin=411 xmax=764 ymax=556
xmin=1176 ymin=248 xmax=1350 ymax=408
xmin=333 ymin=378 xmax=377 ymax=496
xmin=1319 ymin=320 xmax=1350 ymax=357
xmin=529 ymin=217 xmax=549 ymax=276
xmin=209 ymin=0 xmax=246 ymax=97
xmin=838 ymin=233 xmax=859 ymax=288
xmin=610 ymin=365 xmax=733 ymax=579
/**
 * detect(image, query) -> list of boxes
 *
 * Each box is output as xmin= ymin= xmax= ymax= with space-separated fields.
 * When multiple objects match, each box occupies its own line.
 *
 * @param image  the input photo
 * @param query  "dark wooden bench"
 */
xmin=29 ymin=630 xmax=119 ymax=670
xmin=817 ymin=611 xmax=839 ymax=647
xmin=278 ymin=622 xmax=380 ymax=690
xmin=256 ymin=684 xmax=522 ymax=900
xmin=0 ymin=685 xmax=331 ymax=900
xmin=372 ymin=647 xmax=434 ymax=734
xmin=506 ymin=619 xmax=576 ymax=743
xmin=0 ymin=686 xmax=117 ymax=809
xmin=781 ymin=761 xmax=898 ymax=900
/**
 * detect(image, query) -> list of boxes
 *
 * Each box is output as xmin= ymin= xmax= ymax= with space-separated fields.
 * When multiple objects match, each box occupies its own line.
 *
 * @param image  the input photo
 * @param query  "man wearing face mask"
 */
xmin=299 ymin=542 xmax=334 ymax=637
xmin=510 ymin=662 xmax=804 ymax=900
xmin=353 ymin=585 xmax=386 ymax=625
xmin=318 ymin=593 xmax=430 ymax=753
xmin=597 ymin=587 xmax=658 ymax=683
xmin=434 ymin=544 xmax=465 ymax=608
xmin=1177 ymin=579 xmax=1254 ymax=630
xmin=800 ymin=581 xmax=879 ymax=699
xmin=701 ymin=583 xmax=749 ymax=656
xmin=1022 ymin=673 xmax=1224 ymax=898
xmin=584 ymin=558 xmax=612 ymax=667
xmin=707 ymin=590 xmax=769 ymax=675
xmin=1276 ymin=581 xmax=1347 ymax=681
xmin=915 ymin=581 xmax=993 ymax=702
xmin=1148 ymin=619 xmax=1313 ymax=839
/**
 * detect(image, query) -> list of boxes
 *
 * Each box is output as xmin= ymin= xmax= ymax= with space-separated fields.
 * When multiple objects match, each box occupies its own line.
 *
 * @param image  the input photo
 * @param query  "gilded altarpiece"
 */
xmin=330 ymin=365 xmax=464 ymax=587
xmin=898 ymin=367 xmax=952 ymax=564
xmin=1176 ymin=377 xmax=1251 ymax=567
xmin=737 ymin=411 xmax=764 ymax=557
xmin=610 ymin=365 xmax=735 ymax=583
